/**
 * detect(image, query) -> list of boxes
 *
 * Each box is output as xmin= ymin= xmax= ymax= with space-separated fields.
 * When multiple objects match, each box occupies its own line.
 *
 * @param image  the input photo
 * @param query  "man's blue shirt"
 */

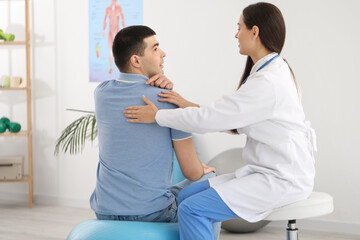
xmin=90 ymin=73 xmax=191 ymax=216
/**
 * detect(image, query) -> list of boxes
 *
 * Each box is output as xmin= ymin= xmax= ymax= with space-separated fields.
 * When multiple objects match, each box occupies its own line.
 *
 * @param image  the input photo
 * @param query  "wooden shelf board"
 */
xmin=0 ymin=41 xmax=26 ymax=46
xmin=0 ymin=87 xmax=27 ymax=91
xmin=0 ymin=131 xmax=28 ymax=137
xmin=0 ymin=176 xmax=29 ymax=183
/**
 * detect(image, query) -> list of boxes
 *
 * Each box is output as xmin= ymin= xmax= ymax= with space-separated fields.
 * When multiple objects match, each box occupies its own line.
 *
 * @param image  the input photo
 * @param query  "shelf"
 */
xmin=0 ymin=176 xmax=28 ymax=183
xmin=0 ymin=131 xmax=28 ymax=137
xmin=1 ymin=0 xmax=33 ymax=208
xmin=0 ymin=41 xmax=27 ymax=46
xmin=0 ymin=87 xmax=27 ymax=91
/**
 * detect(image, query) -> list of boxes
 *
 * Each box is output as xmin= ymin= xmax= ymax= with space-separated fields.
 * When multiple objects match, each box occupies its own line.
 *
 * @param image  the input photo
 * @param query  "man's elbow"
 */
xmin=184 ymin=171 xmax=203 ymax=181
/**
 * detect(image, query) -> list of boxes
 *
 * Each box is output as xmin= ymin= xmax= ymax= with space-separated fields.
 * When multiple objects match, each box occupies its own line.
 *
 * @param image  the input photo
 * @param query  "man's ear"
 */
xmin=252 ymin=25 xmax=260 ymax=40
xmin=130 ymin=55 xmax=141 ymax=68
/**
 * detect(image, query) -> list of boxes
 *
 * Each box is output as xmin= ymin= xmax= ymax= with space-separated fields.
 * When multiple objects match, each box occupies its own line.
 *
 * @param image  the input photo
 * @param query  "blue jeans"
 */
xmin=95 ymin=172 xmax=221 ymax=239
xmin=95 ymin=200 xmax=178 ymax=222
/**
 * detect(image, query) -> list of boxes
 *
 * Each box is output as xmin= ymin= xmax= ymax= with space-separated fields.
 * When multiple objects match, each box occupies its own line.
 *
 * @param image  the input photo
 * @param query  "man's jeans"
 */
xmin=95 ymin=200 xmax=178 ymax=223
xmin=95 ymin=172 xmax=221 ymax=239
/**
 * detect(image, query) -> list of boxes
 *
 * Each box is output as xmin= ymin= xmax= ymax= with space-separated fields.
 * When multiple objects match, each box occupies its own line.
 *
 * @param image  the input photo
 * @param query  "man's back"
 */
xmin=90 ymin=73 xmax=190 ymax=216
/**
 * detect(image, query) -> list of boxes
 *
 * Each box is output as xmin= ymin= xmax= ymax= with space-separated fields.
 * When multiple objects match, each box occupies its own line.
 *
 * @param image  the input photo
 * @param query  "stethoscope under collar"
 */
xmin=242 ymin=54 xmax=280 ymax=85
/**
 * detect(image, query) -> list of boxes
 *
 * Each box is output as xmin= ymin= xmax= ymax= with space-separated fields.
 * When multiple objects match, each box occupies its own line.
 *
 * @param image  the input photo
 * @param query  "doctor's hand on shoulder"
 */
xmin=124 ymin=91 xmax=199 ymax=123
xmin=124 ymin=95 xmax=158 ymax=123
xmin=158 ymin=90 xmax=199 ymax=109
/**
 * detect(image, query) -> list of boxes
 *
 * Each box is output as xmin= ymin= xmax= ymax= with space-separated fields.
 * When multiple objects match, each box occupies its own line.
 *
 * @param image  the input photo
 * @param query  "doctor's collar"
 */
xmin=250 ymin=52 xmax=279 ymax=75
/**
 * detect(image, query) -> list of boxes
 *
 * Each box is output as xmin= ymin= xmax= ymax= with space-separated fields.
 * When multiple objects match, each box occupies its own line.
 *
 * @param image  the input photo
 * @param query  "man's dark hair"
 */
xmin=112 ymin=25 xmax=156 ymax=72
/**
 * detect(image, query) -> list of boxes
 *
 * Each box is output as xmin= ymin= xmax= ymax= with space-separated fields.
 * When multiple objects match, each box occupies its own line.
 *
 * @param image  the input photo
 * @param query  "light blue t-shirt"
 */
xmin=90 ymin=73 xmax=191 ymax=216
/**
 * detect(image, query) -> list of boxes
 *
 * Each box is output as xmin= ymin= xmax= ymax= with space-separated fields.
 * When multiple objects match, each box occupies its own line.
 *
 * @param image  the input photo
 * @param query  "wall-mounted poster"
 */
xmin=89 ymin=0 xmax=143 ymax=82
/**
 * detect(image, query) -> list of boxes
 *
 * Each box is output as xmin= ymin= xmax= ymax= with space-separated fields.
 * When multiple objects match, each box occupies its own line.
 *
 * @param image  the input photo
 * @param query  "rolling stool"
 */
xmin=264 ymin=192 xmax=334 ymax=240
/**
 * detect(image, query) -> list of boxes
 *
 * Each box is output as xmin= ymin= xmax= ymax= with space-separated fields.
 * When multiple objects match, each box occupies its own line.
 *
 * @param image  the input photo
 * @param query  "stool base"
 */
xmin=286 ymin=220 xmax=298 ymax=240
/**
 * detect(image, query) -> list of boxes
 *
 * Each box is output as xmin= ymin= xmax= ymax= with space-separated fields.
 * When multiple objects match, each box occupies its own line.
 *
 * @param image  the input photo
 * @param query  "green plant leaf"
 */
xmin=54 ymin=113 xmax=97 ymax=156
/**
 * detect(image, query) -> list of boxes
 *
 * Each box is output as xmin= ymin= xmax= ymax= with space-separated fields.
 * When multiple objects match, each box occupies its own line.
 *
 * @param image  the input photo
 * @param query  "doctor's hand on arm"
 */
xmin=146 ymin=74 xmax=174 ymax=90
xmin=124 ymin=95 xmax=158 ymax=123
xmin=158 ymin=91 xmax=199 ymax=108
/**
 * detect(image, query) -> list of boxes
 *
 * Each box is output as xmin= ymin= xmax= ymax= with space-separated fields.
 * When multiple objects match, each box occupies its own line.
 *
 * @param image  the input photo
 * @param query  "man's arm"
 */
xmin=172 ymin=137 xmax=205 ymax=181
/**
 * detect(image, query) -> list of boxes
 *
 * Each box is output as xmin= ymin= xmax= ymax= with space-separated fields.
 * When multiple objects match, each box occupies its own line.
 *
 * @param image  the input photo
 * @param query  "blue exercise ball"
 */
xmin=67 ymin=220 xmax=180 ymax=240
xmin=172 ymin=152 xmax=186 ymax=185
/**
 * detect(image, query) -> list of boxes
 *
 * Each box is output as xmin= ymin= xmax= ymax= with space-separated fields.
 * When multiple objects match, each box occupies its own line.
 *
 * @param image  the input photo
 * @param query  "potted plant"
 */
xmin=54 ymin=109 xmax=97 ymax=155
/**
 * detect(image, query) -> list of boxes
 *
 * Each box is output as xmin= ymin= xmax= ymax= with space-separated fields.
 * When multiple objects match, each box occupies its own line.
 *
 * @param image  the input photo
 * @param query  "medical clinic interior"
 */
xmin=0 ymin=0 xmax=359 ymax=239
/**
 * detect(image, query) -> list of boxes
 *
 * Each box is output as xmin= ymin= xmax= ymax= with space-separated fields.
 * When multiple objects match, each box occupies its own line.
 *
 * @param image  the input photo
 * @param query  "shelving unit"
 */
xmin=0 ymin=0 xmax=33 ymax=208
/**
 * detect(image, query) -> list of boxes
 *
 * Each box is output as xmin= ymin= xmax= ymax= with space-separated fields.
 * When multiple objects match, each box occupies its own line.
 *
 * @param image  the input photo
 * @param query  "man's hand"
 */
xmin=158 ymin=90 xmax=199 ymax=109
xmin=124 ymin=95 xmax=158 ymax=123
xmin=202 ymin=163 xmax=216 ymax=175
xmin=146 ymin=74 xmax=174 ymax=90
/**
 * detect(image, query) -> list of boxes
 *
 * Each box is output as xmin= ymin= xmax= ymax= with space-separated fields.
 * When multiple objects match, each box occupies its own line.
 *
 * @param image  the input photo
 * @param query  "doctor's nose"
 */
xmin=162 ymin=49 xmax=166 ymax=58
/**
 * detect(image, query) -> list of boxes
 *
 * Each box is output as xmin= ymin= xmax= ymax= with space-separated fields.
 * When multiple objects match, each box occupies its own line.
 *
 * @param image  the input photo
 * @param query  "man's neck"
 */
xmin=124 ymin=68 xmax=148 ymax=78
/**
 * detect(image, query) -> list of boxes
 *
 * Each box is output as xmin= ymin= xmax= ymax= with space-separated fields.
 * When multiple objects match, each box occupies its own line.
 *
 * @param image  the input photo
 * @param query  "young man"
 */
xmin=90 ymin=25 xmax=220 ymax=238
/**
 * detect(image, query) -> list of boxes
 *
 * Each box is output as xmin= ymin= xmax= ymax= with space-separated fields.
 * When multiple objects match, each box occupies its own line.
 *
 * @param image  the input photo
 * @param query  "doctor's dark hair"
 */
xmin=112 ymin=25 xmax=156 ymax=72
xmin=232 ymin=3 xmax=299 ymax=134
xmin=237 ymin=2 xmax=297 ymax=89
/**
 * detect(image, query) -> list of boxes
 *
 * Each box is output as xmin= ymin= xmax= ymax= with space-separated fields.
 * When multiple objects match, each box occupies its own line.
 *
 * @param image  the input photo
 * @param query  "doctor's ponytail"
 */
xmin=283 ymin=58 xmax=302 ymax=103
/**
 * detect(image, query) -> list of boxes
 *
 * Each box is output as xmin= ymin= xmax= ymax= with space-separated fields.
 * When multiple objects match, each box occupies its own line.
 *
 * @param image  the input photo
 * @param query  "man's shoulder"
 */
xmin=94 ymin=80 xmax=114 ymax=95
xmin=143 ymin=85 xmax=177 ymax=110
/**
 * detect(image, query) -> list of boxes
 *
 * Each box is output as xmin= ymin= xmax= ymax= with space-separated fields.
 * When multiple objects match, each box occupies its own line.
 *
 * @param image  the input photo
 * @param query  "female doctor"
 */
xmin=124 ymin=2 xmax=316 ymax=240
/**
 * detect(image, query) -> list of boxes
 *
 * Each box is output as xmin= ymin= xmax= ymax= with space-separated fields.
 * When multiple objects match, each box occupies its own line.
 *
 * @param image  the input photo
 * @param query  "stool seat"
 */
xmin=265 ymin=192 xmax=334 ymax=221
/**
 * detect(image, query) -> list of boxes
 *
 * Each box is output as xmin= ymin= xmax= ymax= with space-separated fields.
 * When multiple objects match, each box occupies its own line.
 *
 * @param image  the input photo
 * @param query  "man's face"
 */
xmin=138 ymin=36 xmax=166 ymax=78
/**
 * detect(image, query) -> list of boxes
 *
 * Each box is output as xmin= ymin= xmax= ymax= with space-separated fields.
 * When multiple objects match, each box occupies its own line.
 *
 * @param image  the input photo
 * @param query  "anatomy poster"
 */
xmin=89 ymin=0 xmax=143 ymax=82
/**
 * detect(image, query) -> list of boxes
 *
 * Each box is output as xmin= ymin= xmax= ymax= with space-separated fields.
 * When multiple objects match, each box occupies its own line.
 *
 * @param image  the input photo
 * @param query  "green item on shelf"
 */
xmin=0 ymin=29 xmax=15 ymax=42
xmin=9 ymin=122 xmax=21 ymax=133
xmin=0 ymin=117 xmax=10 ymax=127
xmin=3 ymin=76 xmax=10 ymax=88
xmin=0 ymin=121 xmax=6 ymax=133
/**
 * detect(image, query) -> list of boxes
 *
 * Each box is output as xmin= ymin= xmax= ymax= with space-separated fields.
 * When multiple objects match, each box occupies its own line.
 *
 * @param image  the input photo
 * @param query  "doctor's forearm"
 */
xmin=156 ymin=108 xmax=219 ymax=134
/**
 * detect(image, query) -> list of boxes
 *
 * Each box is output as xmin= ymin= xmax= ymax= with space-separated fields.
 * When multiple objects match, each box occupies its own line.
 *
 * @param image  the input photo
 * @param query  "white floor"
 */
xmin=0 ymin=200 xmax=359 ymax=240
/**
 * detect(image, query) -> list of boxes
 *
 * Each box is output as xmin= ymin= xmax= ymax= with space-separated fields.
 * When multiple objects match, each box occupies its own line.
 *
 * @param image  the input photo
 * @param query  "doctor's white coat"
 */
xmin=156 ymin=53 xmax=316 ymax=222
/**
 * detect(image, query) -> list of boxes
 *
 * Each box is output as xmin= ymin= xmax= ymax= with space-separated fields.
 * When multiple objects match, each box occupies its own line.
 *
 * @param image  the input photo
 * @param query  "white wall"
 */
xmin=1 ymin=0 xmax=359 ymax=234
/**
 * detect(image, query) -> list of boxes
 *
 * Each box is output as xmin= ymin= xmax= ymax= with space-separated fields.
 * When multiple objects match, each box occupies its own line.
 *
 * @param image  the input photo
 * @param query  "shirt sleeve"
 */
xmin=155 ymin=74 xmax=276 ymax=134
xmin=154 ymin=90 xmax=192 ymax=141
xmin=170 ymin=129 xmax=192 ymax=141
